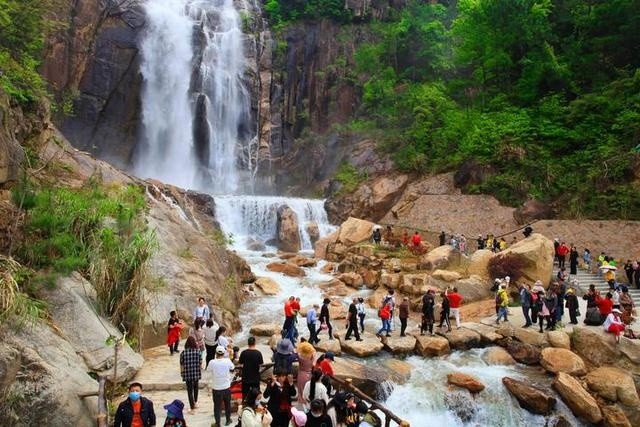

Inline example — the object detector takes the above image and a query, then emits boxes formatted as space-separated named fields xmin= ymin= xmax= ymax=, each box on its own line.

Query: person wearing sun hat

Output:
xmin=289 ymin=407 xmax=307 ymax=426
xmin=603 ymin=308 xmax=626 ymax=343
xmin=565 ymin=287 xmax=580 ymax=324
xmin=273 ymin=338 xmax=298 ymax=375
xmin=162 ymin=399 xmax=186 ymax=426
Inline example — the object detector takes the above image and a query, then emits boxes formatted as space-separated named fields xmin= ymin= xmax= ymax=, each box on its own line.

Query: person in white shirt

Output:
xmin=194 ymin=297 xmax=211 ymax=321
xmin=356 ymin=297 xmax=366 ymax=333
xmin=302 ymin=369 xmax=329 ymax=411
xmin=203 ymin=318 xmax=220 ymax=367
xmin=207 ymin=346 xmax=235 ymax=426
xmin=603 ymin=308 xmax=626 ymax=343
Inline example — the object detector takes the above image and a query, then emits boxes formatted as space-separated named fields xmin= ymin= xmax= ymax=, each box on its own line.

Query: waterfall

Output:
xmin=135 ymin=0 xmax=254 ymax=194
xmin=214 ymin=196 xmax=335 ymax=251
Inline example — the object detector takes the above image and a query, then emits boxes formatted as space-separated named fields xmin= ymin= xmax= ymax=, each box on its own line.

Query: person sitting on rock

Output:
xmin=604 ymin=308 xmax=626 ymax=343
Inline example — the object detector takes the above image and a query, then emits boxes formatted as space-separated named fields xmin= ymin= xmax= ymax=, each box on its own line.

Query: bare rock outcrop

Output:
xmin=540 ymin=348 xmax=587 ymax=376
xmin=491 ymin=233 xmax=554 ymax=285
xmin=277 ymin=205 xmax=301 ymax=252
xmin=553 ymin=372 xmax=602 ymax=424
xmin=502 ymin=377 xmax=556 ymax=415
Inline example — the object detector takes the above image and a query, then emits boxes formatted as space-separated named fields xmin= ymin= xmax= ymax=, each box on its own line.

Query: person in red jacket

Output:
xmin=557 ymin=242 xmax=570 ymax=269
xmin=596 ymin=291 xmax=614 ymax=324
xmin=376 ymin=303 xmax=392 ymax=337
xmin=411 ymin=231 xmax=422 ymax=248
xmin=446 ymin=287 xmax=463 ymax=329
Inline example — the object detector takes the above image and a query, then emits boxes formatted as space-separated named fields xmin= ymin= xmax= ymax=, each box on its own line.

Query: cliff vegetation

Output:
xmin=267 ymin=0 xmax=640 ymax=219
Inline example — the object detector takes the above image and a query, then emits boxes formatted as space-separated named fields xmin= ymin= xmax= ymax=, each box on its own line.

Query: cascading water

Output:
xmin=135 ymin=0 xmax=254 ymax=194
xmin=214 ymin=195 xmax=335 ymax=251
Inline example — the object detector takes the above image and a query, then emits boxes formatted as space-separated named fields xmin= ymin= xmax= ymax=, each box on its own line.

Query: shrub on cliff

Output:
xmin=487 ymin=253 xmax=528 ymax=282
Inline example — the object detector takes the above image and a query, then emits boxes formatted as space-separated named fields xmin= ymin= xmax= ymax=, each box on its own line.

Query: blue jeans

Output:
xmin=497 ymin=307 xmax=508 ymax=322
xmin=377 ymin=319 xmax=391 ymax=335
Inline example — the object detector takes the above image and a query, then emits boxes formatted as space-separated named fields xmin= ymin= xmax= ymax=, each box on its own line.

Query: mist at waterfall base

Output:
xmin=135 ymin=0 xmax=255 ymax=194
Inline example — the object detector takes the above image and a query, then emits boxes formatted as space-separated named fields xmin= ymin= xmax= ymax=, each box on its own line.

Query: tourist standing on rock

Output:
xmin=167 ymin=311 xmax=184 ymax=356
xmin=239 ymin=336 xmax=264 ymax=400
xmin=383 ymin=290 xmax=396 ymax=330
xmin=344 ymin=297 xmax=362 ymax=341
xmin=565 ymin=288 xmax=579 ymax=325
xmin=356 ymin=297 xmax=366 ymax=333
xmin=438 ymin=292 xmax=451 ymax=332
xmin=372 ymin=227 xmax=381 ymax=245
xmin=543 ymin=289 xmax=558 ymax=330
xmin=114 ymin=382 xmax=156 ymax=427
xmin=240 ymin=388 xmax=273 ymax=427
xmin=292 ymin=297 xmax=302 ymax=343
xmin=421 ymin=289 xmax=435 ymax=335
xmin=320 ymin=298 xmax=333 ymax=340
xmin=495 ymin=286 xmax=509 ymax=325
xmin=274 ymin=338 xmax=298 ymax=375
xmin=447 ymin=287 xmax=463 ymax=329
xmin=296 ymin=342 xmax=316 ymax=404
xmin=477 ymin=235 xmax=485 ymax=250
xmin=439 ymin=231 xmax=446 ymax=246
xmin=180 ymin=336 xmax=202 ymax=414
xmin=518 ymin=284 xmax=532 ymax=328
xmin=306 ymin=304 xmax=320 ymax=344
xmin=162 ymin=399 xmax=187 ymax=427
xmin=208 ymin=345 xmax=235 ymax=427
xmin=376 ymin=302 xmax=392 ymax=337
xmin=604 ymin=308 xmax=626 ymax=343
xmin=398 ymin=297 xmax=410 ymax=336
xmin=193 ymin=297 xmax=211 ymax=322
xmin=264 ymin=370 xmax=297 ymax=427
xmin=282 ymin=296 xmax=296 ymax=343
xmin=203 ymin=318 xmax=220 ymax=367
xmin=303 ymin=369 xmax=329 ymax=411
xmin=569 ymin=246 xmax=579 ymax=277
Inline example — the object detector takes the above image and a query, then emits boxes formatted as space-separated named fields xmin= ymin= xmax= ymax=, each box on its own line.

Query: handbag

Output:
xmin=320 ymin=322 xmax=328 ymax=331
xmin=575 ymin=308 xmax=581 ymax=317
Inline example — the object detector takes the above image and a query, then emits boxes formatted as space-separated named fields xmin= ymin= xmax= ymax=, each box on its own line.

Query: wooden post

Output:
xmin=97 ymin=376 xmax=108 ymax=427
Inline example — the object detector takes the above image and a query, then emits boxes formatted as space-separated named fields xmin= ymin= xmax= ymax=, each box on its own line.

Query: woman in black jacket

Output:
xmin=319 ymin=298 xmax=333 ymax=340
xmin=263 ymin=371 xmax=297 ymax=427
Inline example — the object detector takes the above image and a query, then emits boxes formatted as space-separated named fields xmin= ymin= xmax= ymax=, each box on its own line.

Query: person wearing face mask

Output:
xmin=162 ymin=399 xmax=187 ymax=427
xmin=114 ymin=382 xmax=156 ymax=427
xmin=240 ymin=388 xmax=273 ymax=427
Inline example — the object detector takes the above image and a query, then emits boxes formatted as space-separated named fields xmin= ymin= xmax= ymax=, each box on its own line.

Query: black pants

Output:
xmin=558 ymin=255 xmax=566 ymax=269
xmin=358 ymin=313 xmax=365 ymax=332
xmin=308 ymin=322 xmax=319 ymax=344
xmin=531 ymin=306 xmax=539 ymax=324
xmin=569 ymin=308 xmax=578 ymax=324
xmin=421 ymin=314 xmax=433 ymax=334
xmin=205 ymin=344 xmax=216 ymax=368
xmin=242 ymin=381 xmax=259 ymax=401
xmin=345 ymin=321 xmax=361 ymax=340
xmin=439 ymin=310 xmax=451 ymax=330
xmin=400 ymin=317 xmax=408 ymax=336
xmin=212 ymin=388 xmax=231 ymax=425
xmin=185 ymin=379 xmax=199 ymax=409
xmin=169 ymin=340 xmax=179 ymax=355
xmin=322 ymin=319 xmax=333 ymax=339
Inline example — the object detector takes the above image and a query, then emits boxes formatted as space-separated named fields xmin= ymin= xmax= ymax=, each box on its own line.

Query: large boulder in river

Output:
xmin=547 ymin=330 xmax=571 ymax=349
xmin=315 ymin=230 xmax=339 ymax=259
xmin=266 ymin=262 xmax=306 ymax=277
xmin=502 ymin=377 xmax=556 ymax=415
xmin=415 ymin=335 xmax=450 ymax=357
xmin=585 ymin=366 xmax=640 ymax=407
xmin=493 ymin=233 xmax=554 ymax=286
xmin=505 ymin=340 xmax=541 ymax=365
xmin=482 ymin=347 xmax=516 ymax=365
xmin=553 ymin=372 xmax=602 ymax=424
xmin=339 ymin=335 xmax=384 ymax=357
xmin=336 ymin=217 xmax=376 ymax=246
xmin=254 ymin=277 xmax=280 ymax=295
xmin=540 ymin=348 xmax=587 ymax=376
xmin=338 ymin=272 xmax=363 ymax=288
xmin=276 ymin=205 xmax=301 ymax=252
xmin=447 ymin=372 xmax=485 ymax=394
xmin=381 ymin=335 xmax=417 ymax=354
xmin=420 ymin=245 xmax=461 ymax=271
xmin=439 ymin=328 xmax=481 ymax=351
xmin=601 ymin=405 xmax=633 ymax=427
xmin=250 ymin=323 xmax=281 ymax=337
xmin=314 ymin=338 xmax=342 ymax=356
xmin=333 ymin=357 xmax=393 ymax=399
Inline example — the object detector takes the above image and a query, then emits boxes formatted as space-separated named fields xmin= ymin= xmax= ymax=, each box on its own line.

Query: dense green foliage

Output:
xmin=0 ymin=0 xmax=48 ymax=104
xmin=14 ymin=180 xmax=156 ymax=336
xmin=350 ymin=0 xmax=640 ymax=218
xmin=264 ymin=0 xmax=351 ymax=28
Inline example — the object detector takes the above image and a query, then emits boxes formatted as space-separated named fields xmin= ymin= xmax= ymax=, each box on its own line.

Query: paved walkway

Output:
xmin=129 ymin=346 xmax=239 ymax=427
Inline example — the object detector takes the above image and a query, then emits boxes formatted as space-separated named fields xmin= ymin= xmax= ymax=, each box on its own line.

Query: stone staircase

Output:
xmin=558 ymin=266 xmax=640 ymax=307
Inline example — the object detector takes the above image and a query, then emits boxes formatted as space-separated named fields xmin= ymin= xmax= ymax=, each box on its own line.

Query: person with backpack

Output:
xmin=382 ymin=290 xmax=396 ymax=331
xmin=519 ymin=284 xmax=533 ymax=328
xmin=375 ymin=303 xmax=392 ymax=337
xmin=239 ymin=388 xmax=272 ymax=427
xmin=495 ymin=287 xmax=509 ymax=324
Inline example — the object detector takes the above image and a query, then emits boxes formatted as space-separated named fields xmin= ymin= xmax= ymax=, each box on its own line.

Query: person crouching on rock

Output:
xmin=604 ymin=308 xmax=626 ymax=343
